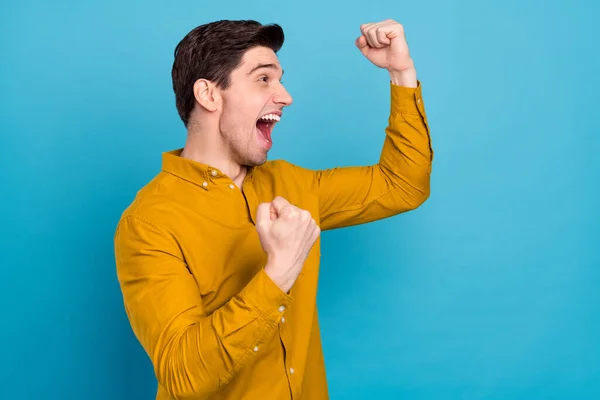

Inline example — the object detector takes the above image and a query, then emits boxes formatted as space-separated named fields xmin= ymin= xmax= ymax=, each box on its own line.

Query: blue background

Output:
xmin=2 ymin=0 xmax=599 ymax=398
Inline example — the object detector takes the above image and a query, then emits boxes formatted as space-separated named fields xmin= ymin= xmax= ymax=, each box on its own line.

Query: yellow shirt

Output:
xmin=114 ymin=82 xmax=433 ymax=400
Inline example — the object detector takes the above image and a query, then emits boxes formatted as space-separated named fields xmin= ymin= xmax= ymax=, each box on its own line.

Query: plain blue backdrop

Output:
xmin=2 ymin=0 xmax=599 ymax=399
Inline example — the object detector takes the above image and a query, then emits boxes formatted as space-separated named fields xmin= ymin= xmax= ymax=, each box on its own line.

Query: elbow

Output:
xmin=379 ymin=160 xmax=432 ymax=211
xmin=410 ymin=185 xmax=430 ymax=210
xmin=155 ymin=342 xmax=222 ymax=400
xmin=157 ymin=363 xmax=220 ymax=400
xmin=404 ymin=172 xmax=431 ymax=211
xmin=161 ymin=378 xmax=217 ymax=400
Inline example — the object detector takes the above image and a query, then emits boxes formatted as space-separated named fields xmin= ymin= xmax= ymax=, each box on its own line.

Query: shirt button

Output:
xmin=211 ymin=170 xmax=217 ymax=176
xmin=417 ymin=98 xmax=421 ymax=104
xmin=278 ymin=305 xmax=285 ymax=313
xmin=281 ymin=317 xmax=286 ymax=323
xmin=202 ymin=181 xmax=208 ymax=187
xmin=229 ymin=184 xmax=235 ymax=189
xmin=290 ymin=368 xmax=295 ymax=375
xmin=253 ymin=346 xmax=259 ymax=352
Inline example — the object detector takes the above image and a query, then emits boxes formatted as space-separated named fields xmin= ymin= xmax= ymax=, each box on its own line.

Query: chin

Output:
xmin=243 ymin=153 xmax=268 ymax=167
xmin=252 ymin=156 xmax=268 ymax=167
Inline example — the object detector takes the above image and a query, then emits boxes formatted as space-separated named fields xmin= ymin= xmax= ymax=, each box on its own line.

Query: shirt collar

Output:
xmin=161 ymin=148 xmax=255 ymax=190
xmin=162 ymin=148 xmax=215 ymax=190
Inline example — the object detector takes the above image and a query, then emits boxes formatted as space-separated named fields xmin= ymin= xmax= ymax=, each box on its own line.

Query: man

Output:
xmin=114 ymin=18 xmax=433 ymax=400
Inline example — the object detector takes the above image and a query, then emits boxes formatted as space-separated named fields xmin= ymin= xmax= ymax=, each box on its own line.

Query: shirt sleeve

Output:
xmin=315 ymin=81 xmax=433 ymax=231
xmin=114 ymin=214 xmax=292 ymax=399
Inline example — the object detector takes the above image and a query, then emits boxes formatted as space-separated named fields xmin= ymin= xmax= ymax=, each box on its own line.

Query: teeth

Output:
xmin=259 ymin=113 xmax=281 ymax=122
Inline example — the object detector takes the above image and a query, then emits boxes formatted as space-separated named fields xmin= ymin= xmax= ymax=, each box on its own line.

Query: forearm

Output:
xmin=153 ymin=268 xmax=290 ymax=399
xmin=377 ymin=79 xmax=433 ymax=208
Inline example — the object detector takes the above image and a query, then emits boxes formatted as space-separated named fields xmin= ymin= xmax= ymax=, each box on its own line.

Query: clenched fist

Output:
xmin=256 ymin=196 xmax=320 ymax=293
xmin=356 ymin=19 xmax=417 ymax=88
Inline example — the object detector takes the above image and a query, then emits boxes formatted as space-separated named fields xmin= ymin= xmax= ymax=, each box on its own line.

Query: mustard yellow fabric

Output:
xmin=114 ymin=82 xmax=433 ymax=400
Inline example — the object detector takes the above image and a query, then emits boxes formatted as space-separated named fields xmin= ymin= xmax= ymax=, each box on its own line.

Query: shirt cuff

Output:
xmin=390 ymin=80 xmax=423 ymax=115
xmin=240 ymin=268 xmax=293 ymax=324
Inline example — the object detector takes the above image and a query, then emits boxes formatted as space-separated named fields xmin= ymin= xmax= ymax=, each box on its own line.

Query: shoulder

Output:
xmin=114 ymin=171 xmax=187 ymax=237
xmin=255 ymin=159 xmax=316 ymax=183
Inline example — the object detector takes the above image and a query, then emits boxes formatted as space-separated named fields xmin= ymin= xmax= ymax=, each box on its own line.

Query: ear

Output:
xmin=193 ymin=79 xmax=221 ymax=112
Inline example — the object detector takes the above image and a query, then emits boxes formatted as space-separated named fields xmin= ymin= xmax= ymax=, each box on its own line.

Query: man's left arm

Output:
xmin=313 ymin=20 xmax=434 ymax=231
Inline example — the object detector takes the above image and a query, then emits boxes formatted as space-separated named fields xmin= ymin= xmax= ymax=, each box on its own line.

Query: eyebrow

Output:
xmin=247 ymin=63 xmax=284 ymax=78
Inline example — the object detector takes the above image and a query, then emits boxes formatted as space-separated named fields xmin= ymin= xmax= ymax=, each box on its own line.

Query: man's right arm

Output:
xmin=114 ymin=214 xmax=291 ymax=399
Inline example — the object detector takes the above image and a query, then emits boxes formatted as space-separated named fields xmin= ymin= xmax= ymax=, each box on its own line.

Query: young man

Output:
xmin=114 ymin=19 xmax=433 ymax=400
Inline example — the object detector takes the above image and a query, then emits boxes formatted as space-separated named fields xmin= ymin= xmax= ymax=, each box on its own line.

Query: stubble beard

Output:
xmin=226 ymin=127 xmax=268 ymax=168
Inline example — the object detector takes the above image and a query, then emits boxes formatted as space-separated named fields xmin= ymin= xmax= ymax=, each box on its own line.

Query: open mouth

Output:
xmin=256 ymin=113 xmax=281 ymax=148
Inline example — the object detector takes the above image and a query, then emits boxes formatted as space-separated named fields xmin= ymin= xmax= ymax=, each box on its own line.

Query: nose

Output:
xmin=273 ymin=83 xmax=293 ymax=107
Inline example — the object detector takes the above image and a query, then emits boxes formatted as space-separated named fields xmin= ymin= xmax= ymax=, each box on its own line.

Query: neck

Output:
xmin=181 ymin=125 xmax=248 ymax=186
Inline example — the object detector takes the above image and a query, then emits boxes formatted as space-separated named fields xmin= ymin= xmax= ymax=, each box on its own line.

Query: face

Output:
xmin=218 ymin=46 xmax=293 ymax=166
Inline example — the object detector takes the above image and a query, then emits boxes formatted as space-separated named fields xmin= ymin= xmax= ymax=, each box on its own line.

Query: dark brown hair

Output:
xmin=171 ymin=20 xmax=285 ymax=127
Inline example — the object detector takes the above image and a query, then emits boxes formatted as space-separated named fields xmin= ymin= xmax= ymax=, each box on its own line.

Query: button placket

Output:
xmin=200 ymin=169 xmax=211 ymax=190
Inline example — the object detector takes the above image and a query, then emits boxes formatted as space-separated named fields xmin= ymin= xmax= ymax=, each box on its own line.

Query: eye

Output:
xmin=259 ymin=76 xmax=269 ymax=83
